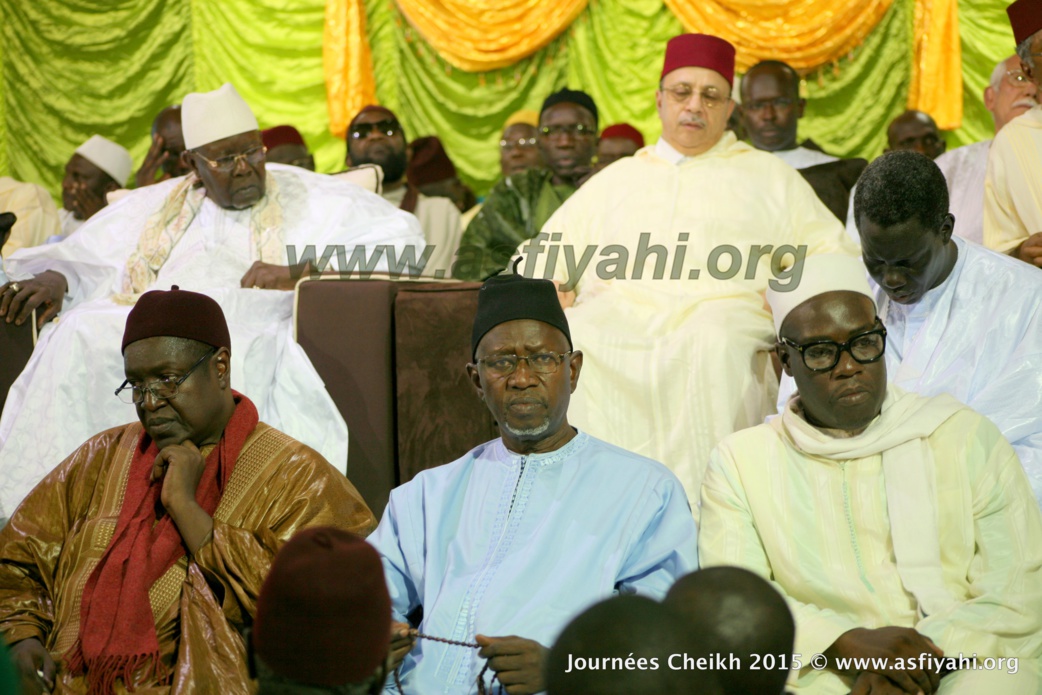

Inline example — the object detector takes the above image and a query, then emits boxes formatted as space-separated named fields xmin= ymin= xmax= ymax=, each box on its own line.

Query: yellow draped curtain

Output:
xmin=324 ymin=0 xmax=962 ymax=139
xmin=910 ymin=0 xmax=963 ymax=130
xmin=663 ymin=0 xmax=894 ymax=72
xmin=395 ymin=0 xmax=588 ymax=72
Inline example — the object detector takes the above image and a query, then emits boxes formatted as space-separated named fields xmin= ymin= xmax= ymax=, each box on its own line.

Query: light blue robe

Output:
xmin=369 ymin=430 xmax=698 ymax=694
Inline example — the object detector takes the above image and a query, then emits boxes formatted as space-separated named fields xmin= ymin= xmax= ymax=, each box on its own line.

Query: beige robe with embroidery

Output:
xmin=0 ymin=421 xmax=376 ymax=693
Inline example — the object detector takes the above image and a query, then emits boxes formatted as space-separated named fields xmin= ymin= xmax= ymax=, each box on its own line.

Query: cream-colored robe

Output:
xmin=0 ymin=176 xmax=60 ymax=254
xmin=382 ymin=186 xmax=462 ymax=278
xmin=700 ymin=390 xmax=1042 ymax=694
xmin=984 ymin=106 xmax=1042 ymax=255
xmin=518 ymin=134 xmax=858 ymax=512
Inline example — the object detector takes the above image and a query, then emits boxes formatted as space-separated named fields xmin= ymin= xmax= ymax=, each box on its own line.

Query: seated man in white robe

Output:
xmin=369 ymin=269 xmax=698 ymax=694
xmin=0 ymin=83 xmax=425 ymax=518
xmin=56 ymin=135 xmax=133 ymax=240
xmin=934 ymin=55 xmax=1037 ymax=245
xmin=701 ymin=254 xmax=1042 ymax=694
xmin=517 ymin=33 xmax=858 ymax=516
xmin=859 ymin=151 xmax=1042 ymax=505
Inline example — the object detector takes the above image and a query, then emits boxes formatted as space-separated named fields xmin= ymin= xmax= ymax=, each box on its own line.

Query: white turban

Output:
xmin=75 ymin=135 xmax=133 ymax=188
xmin=182 ymin=83 xmax=259 ymax=150
xmin=766 ymin=254 xmax=874 ymax=336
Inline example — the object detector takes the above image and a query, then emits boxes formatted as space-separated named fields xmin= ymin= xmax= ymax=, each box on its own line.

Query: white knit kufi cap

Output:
xmin=766 ymin=254 xmax=874 ymax=336
xmin=75 ymin=135 xmax=133 ymax=188
xmin=182 ymin=83 xmax=259 ymax=150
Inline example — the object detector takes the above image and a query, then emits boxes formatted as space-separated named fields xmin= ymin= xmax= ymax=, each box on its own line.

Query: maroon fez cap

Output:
xmin=261 ymin=125 xmax=307 ymax=150
xmin=121 ymin=285 xmax=231 ymax=354
xmin=661 ymin=34 xmax=736 ymax=86
xmin=599 ymin=123 xmax=645 ymax=148
xmin=407 ymin=135 xmax=458 ymax=186
xmin=1008 ymin=0 xmax=1042 ymax=46
xmin=253 ymin=527 xmax=392 ymax=688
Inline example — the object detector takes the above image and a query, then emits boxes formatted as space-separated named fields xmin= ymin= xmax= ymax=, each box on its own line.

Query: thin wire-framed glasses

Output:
xmin=1005 ymin=69 xmax=1031 ymax=87
xmin=477 ymin=351 xmax=573 ymax=377
xmin=660 ymin=84 xmax=728 ymax=109
xmin=192 ymin=146 xmax=266 ymax=172
xmin=500 ymin=137 xmax=537 ymax=150
xmin=780 ymin=323 xmax=887 ymax=372
xmin=114 ymin=348 xmax=216 ymax=405
xmin=539 ymin=124 xmax=595 ymax=138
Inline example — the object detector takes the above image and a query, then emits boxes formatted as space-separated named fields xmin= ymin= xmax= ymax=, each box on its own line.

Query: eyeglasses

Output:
xmin=349 ymin=120 xmax=401 ymax=140
xmin=477 ymin=351 xmax=573 ymax=377
xmin=500 ymin=137 xmax=537 ymax=150
xmin=1006 ymin=69 xmax=1031 ymax=87
xmin=780 ymin=323 xmax=887 ymax=372
xmin=539 ymin=124 xmax=595 ymax=139
xmin=661 ymin=84 xmax=728 ymax=109
xmin=192 ymin=146 xmax=266 ymax=172
xmin=744 ymin=96 xmax=795 ymax=113
xmin=115 ymin=348 xmax=216 ymax=405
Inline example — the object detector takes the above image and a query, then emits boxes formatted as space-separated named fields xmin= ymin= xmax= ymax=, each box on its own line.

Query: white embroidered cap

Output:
xmin=75 ymin=135 xmax=133 ymax=188
xmin=766 ymin=254 xmax=874 ymax=336
xmin=182 ymin=83 xmax=259 ymax=150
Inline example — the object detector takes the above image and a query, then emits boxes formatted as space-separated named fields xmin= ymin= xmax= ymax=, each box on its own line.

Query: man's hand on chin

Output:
xmin=475 ymin=634 xmax=548 ymax=695
xmin=240 ymin=261 xmax=300 ymax=291
xmin=152 ymin=439 xmax=214 ymax=553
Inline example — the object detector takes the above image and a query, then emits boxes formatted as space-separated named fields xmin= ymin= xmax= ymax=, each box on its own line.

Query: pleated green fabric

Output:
xmin=0 ymin=0 xmax=1022 ymax=200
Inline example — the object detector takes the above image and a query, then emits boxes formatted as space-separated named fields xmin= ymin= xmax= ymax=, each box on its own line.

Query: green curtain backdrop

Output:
xmin=0 ymin=0 xmax=1022 ymax=201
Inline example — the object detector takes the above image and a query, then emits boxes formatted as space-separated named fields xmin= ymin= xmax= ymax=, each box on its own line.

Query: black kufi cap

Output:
xmin=471 ymin=260 xmax=572 ymax=360
xmin=540 ymin=88 xmax=598 ymax=127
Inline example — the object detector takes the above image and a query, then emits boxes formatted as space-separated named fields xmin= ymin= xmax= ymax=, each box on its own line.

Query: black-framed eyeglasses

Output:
xmin=349 ymin=119 xmax=401 ymax=140
xmin=192 ymin=145 xmax=266 ymax=172
xmin=780 ymin=322 xmax=887 ymax=372
xmin=539 ymin=124 xmax=595 ymax=139
xmin=477 ymin=351 xmax=573 ymax=377
xmin=660 ymin=84 xmax=728 ymax=109
xmin=744 ymin=96 xmax=795 ymax=113
xmin=500 ymin=137 xmax=537 ymax=150
xmin=115 ymin=348 xmax=216 ymax=405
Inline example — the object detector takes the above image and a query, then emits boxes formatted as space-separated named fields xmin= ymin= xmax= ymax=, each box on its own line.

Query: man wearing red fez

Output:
xmin=406 ymin=135 xmax=478 ymax=214
xmin=344 ymin=105 xmax=463 ymax=278
xmin=741 ymin=60 xmax=868 ymax=224
xmin=0 ymin=84 xmax=425 ymax=517
xmin=513 ymin=34 xmax=858 ymax=517
xmin=0 ymin=287 xmax=375 ymax=694
xmin=261 ymin=125 xmax=315 ymax=171
xmin=983 ymin=0 xmax=1042 ymax=269
xmin=594 ymin=123 xmax=645 ymax=172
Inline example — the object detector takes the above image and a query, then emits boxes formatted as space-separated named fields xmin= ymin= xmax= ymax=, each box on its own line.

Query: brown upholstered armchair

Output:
xmin=294 ymin=276 xmax=497 ymax=515
xmin=0 ymin=310 xmax=36 ymax=414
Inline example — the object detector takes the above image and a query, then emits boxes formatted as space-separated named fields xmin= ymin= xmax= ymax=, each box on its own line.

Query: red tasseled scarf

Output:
xmin=65 ymin=392 xmax=257 ymax=694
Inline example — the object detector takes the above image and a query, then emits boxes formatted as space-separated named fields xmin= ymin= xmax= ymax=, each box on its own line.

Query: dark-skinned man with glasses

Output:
xmin=344 ymin=105 xmax=462 ymax=278
xmin=369 ymin=268 xmax=697 ymax=694
xmin=775 ymin=151 xmax=1042 ymax=508
xmin=740 ymin=60 xmax=867 ymax=228
xmin=456 ymin=88 xmax=599 ymax=281
xmin=0 ymin=84 xmax=424 ymax=519
xmin=513 ymin=35 xmax=856 ymax=523
xmin=700 ymin=252 xmax=1042 ymax=695
xmin=0 ymin=287 xmax=375 ymax=695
